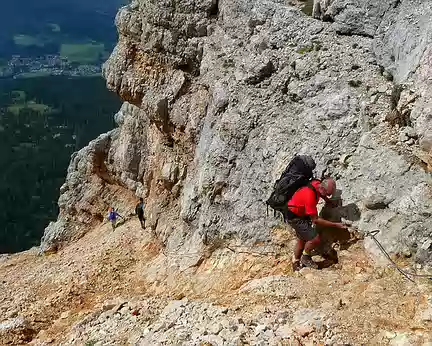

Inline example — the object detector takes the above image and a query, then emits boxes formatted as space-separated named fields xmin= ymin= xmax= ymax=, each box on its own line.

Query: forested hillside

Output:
xmin=0 ymin=77 xmax=121 ymax=253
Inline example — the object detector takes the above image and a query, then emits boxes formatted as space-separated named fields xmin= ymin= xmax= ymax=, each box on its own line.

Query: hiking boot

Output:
xmin=292 ymin=260 xmax=302 ymax=272
xmin=322 ymin=249 xmax=338 ymax=263
xmin=300 ymin=254 xmax=318 ymax=269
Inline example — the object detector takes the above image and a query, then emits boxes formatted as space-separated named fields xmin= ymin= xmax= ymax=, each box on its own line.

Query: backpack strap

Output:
xmin=307 ymin=181 xmax=320 ymax=201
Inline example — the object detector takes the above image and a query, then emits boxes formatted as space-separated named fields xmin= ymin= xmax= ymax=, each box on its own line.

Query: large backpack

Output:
xmin=266 ymin=155 xmax=317 ymax=220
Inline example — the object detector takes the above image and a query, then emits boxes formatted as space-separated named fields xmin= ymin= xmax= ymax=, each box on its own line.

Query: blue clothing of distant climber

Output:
xmin=107 ymin=207 xmax=121 ymax=230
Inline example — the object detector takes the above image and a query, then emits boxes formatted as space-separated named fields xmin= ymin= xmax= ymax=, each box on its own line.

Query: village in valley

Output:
xmin=0 ymin=54 xmax=101 ymax=79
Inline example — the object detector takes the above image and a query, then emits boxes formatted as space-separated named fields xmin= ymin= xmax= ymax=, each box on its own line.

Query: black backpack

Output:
xmin=266 ymin=155 xmax=317 ymax=220
xmin=135 ymin=203 xmax=144 ymax=216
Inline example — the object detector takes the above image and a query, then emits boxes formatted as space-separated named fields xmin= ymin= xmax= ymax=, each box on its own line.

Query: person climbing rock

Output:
xmin=286 ymin=178 xmax=349 ymax=271
xmin=108 ymin=207 xmax=122 ymax=231
xmin=135 ymin=197 xmax=146 ymax=229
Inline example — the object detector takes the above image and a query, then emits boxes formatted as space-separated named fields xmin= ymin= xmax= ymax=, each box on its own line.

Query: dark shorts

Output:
xmin=138 ymin=214 xmax=145 ymax=221
xmin=288 ymin=217 xmax=318 ymax=241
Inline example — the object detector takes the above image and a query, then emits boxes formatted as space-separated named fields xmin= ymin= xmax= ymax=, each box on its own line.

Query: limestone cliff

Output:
xmin=4 ymin=2 xmax=432 ymax=344
xmin=41 ymin=0 xmax=432 ymax=268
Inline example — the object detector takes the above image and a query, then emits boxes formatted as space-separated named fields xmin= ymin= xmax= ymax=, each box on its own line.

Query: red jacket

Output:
xmin=287 ymin=180 xmax=321 ymax=217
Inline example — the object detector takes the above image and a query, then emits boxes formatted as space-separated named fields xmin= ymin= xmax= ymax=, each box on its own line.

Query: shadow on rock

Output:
xmin=316 ymin=190 xmax=362 ymax=258
xmin=316 ymin=258 xmax=337 ymax=269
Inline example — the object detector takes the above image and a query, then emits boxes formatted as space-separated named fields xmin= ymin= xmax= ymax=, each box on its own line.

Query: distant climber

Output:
xmin=287 ymin=178 xmax=349 ymax=270
xmin=107 ymin=207 xmax=122 ymax=230
xmin=135 ymin=197 xmax=146 ymax=229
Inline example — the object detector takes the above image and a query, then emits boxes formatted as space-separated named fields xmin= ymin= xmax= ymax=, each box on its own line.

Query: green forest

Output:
xmin=0 ymin=76 xmax=121 ymax=253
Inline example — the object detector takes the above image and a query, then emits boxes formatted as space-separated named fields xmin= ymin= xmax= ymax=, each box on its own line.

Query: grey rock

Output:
xmin=420 ymin=135 xmax=432 ymax=153
xmin=161 ymin=162 xmax=180 ymax=187
xmin=254 ymin=324 xmax=268 ymax=336
xmin=212 ymin=82 xmax=230 ymax=110
xmin=40 ymin=103 xmax=149 ymax=252
xmin=0 ymin=317 xmax=34 ymax=344
xmin=227 ymin=337 xmax=244 ymax=346
xmin=294 ymin=324 xmax=315 ymax=337
xmin=390 ymin=333 xmax=413 ymax=346
xmin=421 ymin=307 xmax=432 ymax=322
xmin=325 ymin=0 xmax=398 ymax=37
xmin=377 ymin=85 xmax=388 ymax=93
xmin=382 ymin=70 xmax=394 ymax=81
xmin=41 ymin=0 xmax=432 ymax=269
xmin=319 ymin=0 xmax=432 ymax=141
xmin=275 ymin=324 xmax=291 ymax=339
xmin=199 ymin=334 xmax=225 ymax=345
xmin=373 ymin=1 xmax=432 ymax=82
xmin=312 ymin=0 xmax=332 ymax=19
xmin=421 ymin=239 xmax=432 ymax=251
xmin=0 ymin=317 xmax=29 ymax=332
xmin=292 ymin=308 xmax=325 ymax=331
xmin=398 ymin=132 xmax=409 ymax=143
xmin=363 ymin=194 xmax=391 ymax=210
xmin=262 ymin=329 xmax=275 ymax=340
xmin=403 ymin=126 xmax=417 ymax=139
xmin=208 ymin=322 xmax=223 ymax=335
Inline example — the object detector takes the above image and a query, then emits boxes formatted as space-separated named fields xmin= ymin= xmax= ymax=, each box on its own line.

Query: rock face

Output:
xmin=0 ymin=317 xmax=35 ymax=344
xmin=41 ymin=0 xmax=432 ymax=265
xmin=40 ymin=103 xmax=148 ymax=252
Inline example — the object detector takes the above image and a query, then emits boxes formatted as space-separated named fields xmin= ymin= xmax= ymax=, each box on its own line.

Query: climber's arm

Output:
xmin=310 ymin=214 xmax=348 ymax=229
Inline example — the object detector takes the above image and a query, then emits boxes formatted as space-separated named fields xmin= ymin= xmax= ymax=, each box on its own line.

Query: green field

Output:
xmin=7 ymin=90 xmax=54 ymax=115
xmin=60 ymin=43 xmax=106 ymax=64
xmin=7 ymin=101 xmax=54 ymax=116
xmin=13 ymin=34 xmax=45 ymax=47
xmin=16 ymin=71 xmax=53 ymax=79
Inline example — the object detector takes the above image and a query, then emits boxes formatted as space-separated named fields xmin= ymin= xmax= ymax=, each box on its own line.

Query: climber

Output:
xmin=135 ymin=197 xmax=146 ymax=229
xmin=108 ymin=207 xmax=122 ymax=231
xmin=286 ymin=178 xmax=349 ymax=271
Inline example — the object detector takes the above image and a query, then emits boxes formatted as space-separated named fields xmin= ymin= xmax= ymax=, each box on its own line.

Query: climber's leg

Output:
xmin=289 ymin=218 xmax=319 ymax=269
xmin=304 ymin=234 xmax=321 ymax=253
xmin=301 ymin=234 xmax=320 ymax=269
xmin=138 ymin=215 xmax=146 ymax=229
xmin=292 ymin=239 xmax=305 ymax=272
xmin=294 ymin=239 xmax=305 ymax=261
